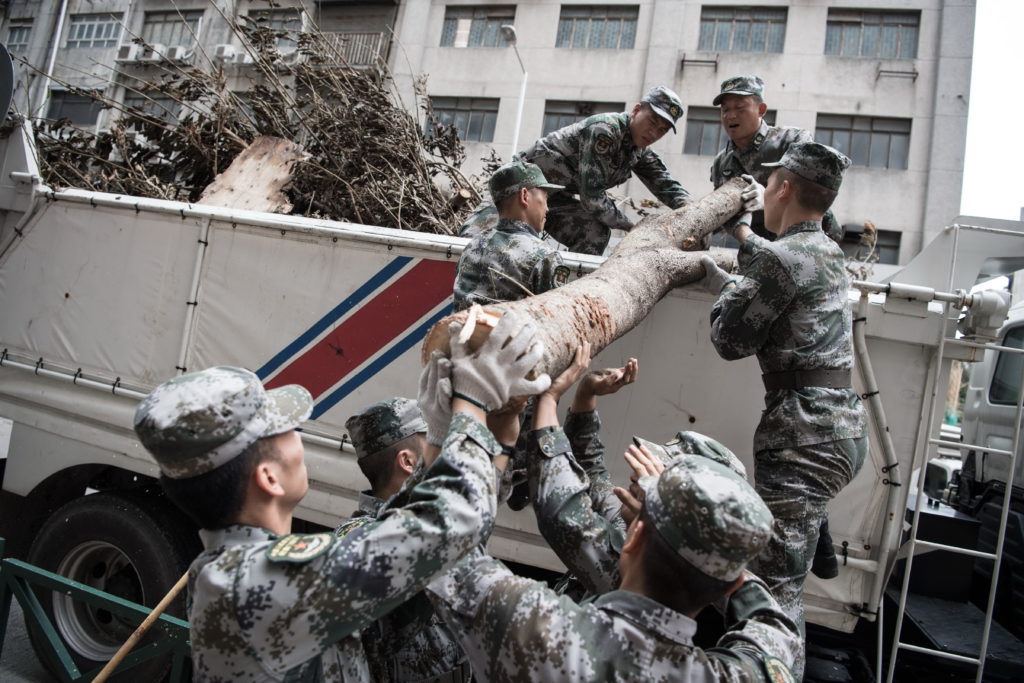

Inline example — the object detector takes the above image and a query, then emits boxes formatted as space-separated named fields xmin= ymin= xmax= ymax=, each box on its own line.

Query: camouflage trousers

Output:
xmin=458 ymin=195 xmax=614 ymax=256
xmin=750 ymin=436 xmax=868 ymax=680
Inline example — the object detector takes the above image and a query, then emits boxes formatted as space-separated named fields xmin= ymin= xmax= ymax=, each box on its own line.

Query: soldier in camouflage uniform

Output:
xmin=132 ymin=313 xmax=549 ymax=682
xmin=453 ymin=161 xmax=569 ymax=312
xmin=709 ymin=75 xmax=843 ymax=243
xmin=701 ymin=142 xmax=869 ymax=679
xmin=428 ymin=441 xmax=800 ymax=681
xmin=337 ymin=398 xmax=469 ymax=682
xmin=459 ymin=86 xmax=691 ymax=256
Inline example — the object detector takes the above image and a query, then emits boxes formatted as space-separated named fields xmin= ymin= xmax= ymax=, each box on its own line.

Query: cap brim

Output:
xmin=713 ymin=90 xmax=757 ymax=106
xmin=648 ymin=106 xmax=678 ymax=133
xmin=536 ymin=182 xmax=565 ymax=192
xmin=263 ymin=384 xmax=314 ymax=437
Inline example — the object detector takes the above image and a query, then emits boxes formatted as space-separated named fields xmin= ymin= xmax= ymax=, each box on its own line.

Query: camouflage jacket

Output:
xmin=711 ymin=120 xmax=842 ymax=242
xmin=186 ymin=412 xmax=498 ymax=682
xmin=335 ymin=493 xmax=468 ymax=682
xmin=529 ymin=417 xmax=625 ymax=597
xmin=427 ymin=549 xmax=800 ymax=682
xmin=453 ymin=219 xmax=568 ymax=312
xmin=517 ymin=112 xmax=690 ymax=231
xmin=709 ymin=221 xmax=867 ymax=452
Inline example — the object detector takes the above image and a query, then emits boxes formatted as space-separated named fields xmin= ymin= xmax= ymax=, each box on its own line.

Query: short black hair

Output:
xmin=638 ymin=506 xmax=735 ymax=614
xmin=357 ymin=433 xmax=424 ymax=495
xmin=775 ymin=167 xmax=838 ymax=214
xmin=160 ymin=437 xmax=279 ymax=529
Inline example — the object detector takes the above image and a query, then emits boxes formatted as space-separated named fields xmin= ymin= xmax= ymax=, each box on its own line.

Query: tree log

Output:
xmin=421 ymin=177 xmax=747 ymax=376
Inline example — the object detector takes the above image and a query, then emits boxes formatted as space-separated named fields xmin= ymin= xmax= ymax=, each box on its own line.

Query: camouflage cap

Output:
xmin=134 ymin=366 xmax=313 ymax=480
xmin=641 ymin=86 xmax=684 ymax=133
xmin=489 ymin=161 xmax=564 ymax=203
xmin=713 ymin=75 xmax=766 ymax=106
xmin=632 ymin=430 xmax=747 ymax=479
xmin=640 ymin=456 xmax=773 ymax=581
xmin=762 ymin=141 xmax=851 ymax=191
xmin=346 ymin=397 xmax=427 ymax=460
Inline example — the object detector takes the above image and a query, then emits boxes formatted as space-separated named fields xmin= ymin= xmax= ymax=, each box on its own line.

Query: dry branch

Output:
xmin=422 ymin=178 xmax=747 ymax=376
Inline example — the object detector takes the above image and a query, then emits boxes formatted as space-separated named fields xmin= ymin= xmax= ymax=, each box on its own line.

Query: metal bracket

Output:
xmin=680 ymin=53 xmax=719 ymax=71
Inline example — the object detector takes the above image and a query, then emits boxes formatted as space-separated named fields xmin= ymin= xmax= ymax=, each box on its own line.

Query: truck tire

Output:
xmin=25 ymin=490 xmax=199 ymax=682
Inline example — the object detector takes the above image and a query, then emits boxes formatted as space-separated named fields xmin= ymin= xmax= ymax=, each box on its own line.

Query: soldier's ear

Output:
xmin=518 ymin=187 xmax=531 ymax=207
xmin=757 ymin=101 xmax=768 ymax=117
xmin=395 ymin=448 xmax=417 ymax=475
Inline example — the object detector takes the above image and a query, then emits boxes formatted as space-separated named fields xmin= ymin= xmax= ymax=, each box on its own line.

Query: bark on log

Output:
xmin=198 ymin=136 xmax=310 ymax=213
xmin=422 ymin=177 xmax=747 ymax=376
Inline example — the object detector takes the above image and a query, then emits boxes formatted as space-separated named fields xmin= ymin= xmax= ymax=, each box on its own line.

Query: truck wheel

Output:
xmin=25 ymin=490 xmax=199 ymax=682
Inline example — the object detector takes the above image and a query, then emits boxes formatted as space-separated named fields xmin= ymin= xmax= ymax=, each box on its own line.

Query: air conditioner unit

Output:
xmin=231 ymin=52 xmax=254 ymax=65
xmin=213 ymin=44 xmax=236 ymax=60
xmin=165 ymin=46 xmax=189 ymax=63
xmin=138 ymin=43 xmax=166 ymax=62
xmin=115 ymin=44 xmax=142 ymax=62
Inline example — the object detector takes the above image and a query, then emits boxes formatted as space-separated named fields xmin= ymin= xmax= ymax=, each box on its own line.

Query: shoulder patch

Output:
xmin=593 ymin=134 xmax=613 ymax=155
xmin=267 ymin=532 xmax=335 ymax=563
xmin=335 ymin=517 xmax=371 ymax=540
xmin=762 ymin=656 xmax=796 ymax=683
xmin=553 ymin=265 xmax=571 ymax=286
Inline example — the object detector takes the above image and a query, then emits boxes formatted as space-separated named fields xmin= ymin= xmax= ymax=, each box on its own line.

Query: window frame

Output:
xmin=430 ymin=96 xmax=500 ymax=142
xmin=825 ymin=9 xmax=920 ymax=60
xmin=682 ymin=106 xmax=776 ymax=156
xmin=6 ymin=18 xmax=33 ymax=54
xmin=246 ymin=8 xmax=303 ymax=48
xmin=541 ymin=100 xmax=624 ymax=135
xmin=555 ymin=5 xmax=639 ymax=50
xmin=697 ymin=6 xmax=788 ymax=54
xmin=141 ymin=9 xmax=204 ymax=48
xmin=66 ymin=13 xmax=122 ymax=49
xmin=440 ymin=6 xmax=516 ymax=48
xmin=815 ymin=113 xmax=911 ymax=170
xmin=47 ymin=88 xmax=104 ymax=125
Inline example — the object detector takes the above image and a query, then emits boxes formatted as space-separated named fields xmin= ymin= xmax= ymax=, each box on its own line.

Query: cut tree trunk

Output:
xmin=422 ymin=176 xmax=747 ymax=376
xmin=198 ymin=136 xmax=310 ymax=212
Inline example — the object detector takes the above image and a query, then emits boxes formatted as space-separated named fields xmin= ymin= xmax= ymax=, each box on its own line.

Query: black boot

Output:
xmin=811 ymin=519 xmax=839 ymax=579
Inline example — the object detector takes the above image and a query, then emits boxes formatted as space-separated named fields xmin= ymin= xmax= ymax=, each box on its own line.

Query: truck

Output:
xmin=0 ymin=119 xmax=1022 ymax=681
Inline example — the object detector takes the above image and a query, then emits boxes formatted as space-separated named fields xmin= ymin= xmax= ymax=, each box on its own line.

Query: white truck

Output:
xmin=1 ymin=120 xmax=1022 ymax=681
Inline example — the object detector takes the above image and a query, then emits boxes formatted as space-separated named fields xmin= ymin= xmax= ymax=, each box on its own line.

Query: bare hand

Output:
xmin=572 ymin=358 xmax=638 ymax=412
xmin=540 ymin=342 xmax=592 ymax=404
xmin=624 ymin=443 xmax=666 ymax=481
xmin=613 ymin=486 xmax=643 ymax=525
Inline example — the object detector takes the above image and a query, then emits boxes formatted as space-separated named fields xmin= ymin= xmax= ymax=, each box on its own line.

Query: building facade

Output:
xmin=2 ymin=0 xmax=976 ymax=265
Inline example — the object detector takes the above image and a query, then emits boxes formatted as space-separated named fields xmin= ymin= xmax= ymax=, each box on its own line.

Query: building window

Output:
xmin=142 ymin=10 xmax=204 ymax=48
xmin=683 ymin=106 xmax=776 ymax=156
xmin=556 ymin=6 xmax=638 ymax=49
xmin=698 ymin=6 xmax=787 ymax=53
xmin=123 ymin=91 xmax=181 ymax=125
xmin=840 ymin=224 xmax=901 ymax=265
xmin=6 ymin=19 xmax=33 ymax=54
xmin=990 ymin=326 xmax=1024 ymax=406
xmin=825 ymin=10 xmax=919 ymax=60
xmin=542 ymin=100 xmax=624 ymax=135
xmin=816 ymin=114 xmax=910 ymax=169
xmin=430 ymin=97 xmax=499 ymax=142
xmin=47 ymin=89 xmax=103 ymax=125
xmin=66 ymin=14 xmax=121 ymax=49
xmin=248 ymin=8 xmax=302 ymax=48
xmin=440 ymin=6 xmax=515 ymax=48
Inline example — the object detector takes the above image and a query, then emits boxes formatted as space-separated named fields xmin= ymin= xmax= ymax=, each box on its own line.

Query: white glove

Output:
xmin=699 ymin=255 xmax=735 ymax=295
xmin=449 ymin=310 xmax=552 ymax=412
xmin=740 ymin=174 xmax=764 ymax=212
xmin=418 ymin=350 xmax=454 ymax=447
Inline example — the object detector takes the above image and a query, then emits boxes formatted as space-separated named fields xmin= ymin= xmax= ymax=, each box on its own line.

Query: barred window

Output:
xmin=431 ymin=96 xmax=499 ymax=142
xmin=7 ymin=19 xmax=33 ymax=54
xmin=142 ymin=10 xmax=204 ymax=48
xmin=124 ymin=91 xmax=181 ymax=125
xmin=440 ymin=6 xmax=515 ymax=48
xmin=248 ymin=8 xmax=302 ymax=48
xmin=556 ymin=6 xmax=638 ymax=49
xmin=698 ymin=6 xmax=786 ymax=53
xmin=816 ymin=114 xmax=910 ymax=169
xmin=66 ymin=14 xmax=121 ymax=49
xmin=840 ymin=225 xmax=901 ymax=265
xmin=47 ymin=89 xmax=103 ymax=125
xmin=825 ymin=10 xmax=919 ymax=59
xmin=542 ymin=100 xmax=624 ymax=135
xmin=682 ymin=106 xmax=776 ymax=156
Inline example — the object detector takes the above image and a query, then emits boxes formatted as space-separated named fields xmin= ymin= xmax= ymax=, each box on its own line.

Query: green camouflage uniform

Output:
xmin=453 ymin=218 xmax=568 ymax=312
xmin=708 ymin=143 xmax=868 ymax=678
xmin=428 ymin=457 xmax=800 ymax=682
xmin=337 ymin=399 xmax=471 ymax=682
xmin=133 ymin=367 xmax=497 ymax=682
xmin=460 ymin=112 xmax=691 ymax=255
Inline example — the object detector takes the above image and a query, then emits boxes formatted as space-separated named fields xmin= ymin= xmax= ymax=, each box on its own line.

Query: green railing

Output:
xmin=0 ymin=539 xmax=191 ymax=682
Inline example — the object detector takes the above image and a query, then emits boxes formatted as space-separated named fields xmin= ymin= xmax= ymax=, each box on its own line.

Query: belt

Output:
xmin=762 ymin=368 xmax=851 ymax=391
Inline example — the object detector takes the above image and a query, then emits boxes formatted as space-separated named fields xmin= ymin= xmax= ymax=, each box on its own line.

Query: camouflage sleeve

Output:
xmin=710 ymin=243 xmax=796 ymax=361
xmin=577 ymin=122 xmax=634 ymax=230
xmin=529 ymin=249 xmax=567 ymax=297
xmin=300 ymin=412 xmax=499 ymax=645
xmin=707 ymin=575 xmax=801 ymax=678
xmin=633 ymin=149 xmax=691 ymax=208
xmin=563 ymin=409 xmax=620 ymax=523
xmin=822 ymin=209 xmax=843 ymax=244
xmin=528 ymin=425 xmax=624 ymax=595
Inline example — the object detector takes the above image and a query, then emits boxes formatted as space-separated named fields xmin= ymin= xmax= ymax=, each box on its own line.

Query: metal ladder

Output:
xmin=885 ymin=224 xmax=1024 ymax=682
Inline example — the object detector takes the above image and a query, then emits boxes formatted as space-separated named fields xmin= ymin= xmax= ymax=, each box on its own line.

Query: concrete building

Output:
xmin=2 ymin=0 xmax=975 ymax=266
